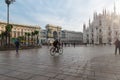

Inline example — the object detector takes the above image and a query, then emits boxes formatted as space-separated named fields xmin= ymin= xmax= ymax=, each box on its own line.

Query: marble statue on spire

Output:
xmin=114 ymin=1 xmax=116 ymax=14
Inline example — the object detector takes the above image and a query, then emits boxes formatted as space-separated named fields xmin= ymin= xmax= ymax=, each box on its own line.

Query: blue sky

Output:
xmin=0 ymin=0 xmax=118 ymax=32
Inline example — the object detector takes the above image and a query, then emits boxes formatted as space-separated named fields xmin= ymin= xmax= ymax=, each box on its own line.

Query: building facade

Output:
xmin=0 ymin=21 xmax=41 ymax=45
xmin=46 ymin=24 xmax=62 ymax=44
xmin=61 ymin=30 xmax=83 ymax=44
xmin=40 ymin=29 xmax=47 ymax=44
xmin=0 ymin=21 xmax=41 ymax=38
xmin=83 ymin=7 xmax=120 ymax=45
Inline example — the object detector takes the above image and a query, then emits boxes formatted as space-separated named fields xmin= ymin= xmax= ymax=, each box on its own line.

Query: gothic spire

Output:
xmin=83 ymin=24 xmax=86 ymax=31
xmin=89 ymin=18 xmax=90 ymax=26
xmin=114 ymin=1 xmax=116 ymax=14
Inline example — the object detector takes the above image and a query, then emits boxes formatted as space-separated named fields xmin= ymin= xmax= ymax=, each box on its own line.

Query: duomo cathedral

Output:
xmin=83 ymin=4 xmax=120 ymax=45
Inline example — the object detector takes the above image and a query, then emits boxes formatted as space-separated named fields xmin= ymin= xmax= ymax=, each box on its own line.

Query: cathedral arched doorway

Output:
xmin=99 ymin=38 xmax=102 ymax=44
xmin=108 ymin=38 xmax=111 ymax=45
xmin=92 ymin=39 xmax=94 ymax=44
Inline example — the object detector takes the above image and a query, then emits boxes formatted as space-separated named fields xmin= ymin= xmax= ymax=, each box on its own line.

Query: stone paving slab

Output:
xmin=0 ymin=46 xmax=119 ymax=80
xmin=29 ymin=75 xmax=50 ymax=80
xmin=5 ymin=71 xmax=34 ymax=80
xmin=0 ymin=75 xmax=20 ymax=80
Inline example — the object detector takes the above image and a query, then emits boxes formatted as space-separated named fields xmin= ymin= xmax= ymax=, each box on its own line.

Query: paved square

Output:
xmin=0 ymin=45 xmax=119 ymax=80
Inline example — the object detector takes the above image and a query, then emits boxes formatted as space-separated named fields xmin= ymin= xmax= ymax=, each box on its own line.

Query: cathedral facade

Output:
xmin=83 ymin=6 xmax=120 ymax=45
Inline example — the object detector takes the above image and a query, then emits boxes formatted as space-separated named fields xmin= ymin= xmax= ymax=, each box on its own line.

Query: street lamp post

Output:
xmin=5 ymin=0 xmax=15 ymax=24
xmin=5 ymin=0 xmax=15 ymax=46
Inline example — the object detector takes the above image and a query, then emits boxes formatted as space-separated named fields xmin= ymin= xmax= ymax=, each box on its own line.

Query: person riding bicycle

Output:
xmin=53 ymin=39 xmax=60 ymax=52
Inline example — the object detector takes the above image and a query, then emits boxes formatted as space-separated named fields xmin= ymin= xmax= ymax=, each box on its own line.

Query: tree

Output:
xmin=25 ymin=32 xmax=28 ymax=45
xmin=0 ymin=32 xmax=6 ymax=47
xmin=27 ymin=33 xmax=30 ymax=46
xmin=34 ymin=30 xmax=39 ymax=44
xmin=18 ymin=36 xmax=24 ymax=42
xmin=5 ymin=24 xmax=13 ymax=46
xmin=31 ymin=32 xmax=35 ymax=45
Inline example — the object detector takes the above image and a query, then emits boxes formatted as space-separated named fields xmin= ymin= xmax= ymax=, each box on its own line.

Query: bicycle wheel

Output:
xmin=50 ymin=47 xmax=56 ymax=56
xmin=59 ymin=47 xmax=63 ymax=55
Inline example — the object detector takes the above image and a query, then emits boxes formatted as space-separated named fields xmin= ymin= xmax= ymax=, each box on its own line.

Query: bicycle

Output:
xmin=50 ymin=46 xmax=63 ymax=56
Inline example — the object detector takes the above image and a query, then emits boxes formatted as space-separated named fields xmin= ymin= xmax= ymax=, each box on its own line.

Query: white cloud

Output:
xmin=0 ymin=0 xmax=119 ymax=32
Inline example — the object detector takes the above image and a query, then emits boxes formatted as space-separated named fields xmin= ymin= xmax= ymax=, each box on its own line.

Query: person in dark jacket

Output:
xmin=53 ymin=39 xmax=60 ymax=52
xmin=114 ymin=39 xmax=120 ymax=55
xmin=15 ymin=38 xmax=20 ymax=53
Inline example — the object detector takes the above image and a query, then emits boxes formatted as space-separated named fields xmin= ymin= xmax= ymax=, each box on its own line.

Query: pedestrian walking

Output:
xmin=114 ymin=39 xmax=120 ymax=55
xmin=15 ymin=38 xmax=20 ymax=53
xmin=73 ymin=43 xmax=75 ymax=48
xmin=64 ymin=43 xmax=66 ymax=47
